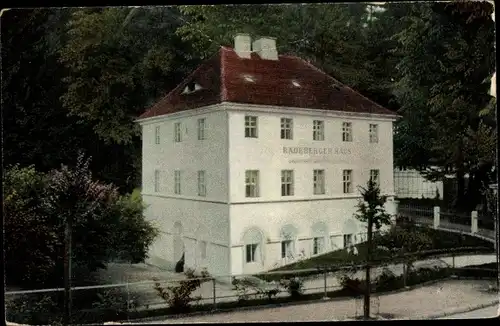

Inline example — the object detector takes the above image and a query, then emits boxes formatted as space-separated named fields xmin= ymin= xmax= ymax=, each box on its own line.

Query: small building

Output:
xmin=136 ymin=34 xmax=399 ymax=276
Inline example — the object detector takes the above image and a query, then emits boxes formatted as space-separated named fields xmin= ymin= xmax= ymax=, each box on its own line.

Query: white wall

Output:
xmin=142 ymin=195 xmax=231 ymax=276
xmin=141 ymin=108 xmax=229 ymax=203
xmin=394 ymin=169 xmax=443 ymax=199
xmin=229 ymin=198 xmax=365 ymax=274
xmin=140 ymin=107 xmax=231 ymax=276
xmin=227 ymin=109 xmax=395 ymax=204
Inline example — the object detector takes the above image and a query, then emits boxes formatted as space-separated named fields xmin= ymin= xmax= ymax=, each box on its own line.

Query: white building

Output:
xmin=136 ymin=34 xmax=399 ymax=277
xmin=394 ymin=168 xmax=444 ymax=199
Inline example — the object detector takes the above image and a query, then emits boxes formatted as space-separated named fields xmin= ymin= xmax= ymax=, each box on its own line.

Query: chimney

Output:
xmin=252 ymin=36 xmax=278 ymax=60
xmin=234 ymin=33 xmax=252 ymax=59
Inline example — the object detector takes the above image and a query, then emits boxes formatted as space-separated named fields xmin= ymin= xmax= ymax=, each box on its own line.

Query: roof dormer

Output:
xmin=182 ymin=81 xmax=203 ymax=94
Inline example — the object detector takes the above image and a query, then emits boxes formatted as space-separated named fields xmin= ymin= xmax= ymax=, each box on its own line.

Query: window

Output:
xmin=199 ymin=241 xmax=207 ymax=259
xmin=342 ymin=122 xmax=352 ymax=142
xmin=174 ymin=170 xmax=181 ymax=195
xmin=155 ymin=126 xmax=160 ymax=144
xmin=246 ymin=243 xmax=258 ymax=263
xmin=313 ymin=169 xmax=325 ymax=195
xmin=369 ymin=124 xmax=378 ymax=143
xmin=245 ymin=170 xmax=259 ymax=197
xmin=370 ymin=169 xmax=380 ymax=188
xmin=154 ymin=170 xmax=160 ymax=192
xmin=313 ymin=237 xmax=325 ymax=255
xmin=174 ymin=122 xmax=182 ymax=142
xmin=281 ymin=240 xmax=294 ymax=259
xmin=313 ymin=120 xmax=325 ymax=141
xmin=343 ymin=234 xmax=353 ymax=248
xmin=343 ymin=170 xmax=353 ymax=193
xmin=198 ymin=118 xmax=206 ymax=140
xmin=245 ymin=116 xmax=258 ymax=138
xmin=281 ymin=170 xmax=294 ymax=196
xmin=281 ymin=118 xmax=293 ymax=140
xmin=197 ymin=170 xmax=206 ymax=196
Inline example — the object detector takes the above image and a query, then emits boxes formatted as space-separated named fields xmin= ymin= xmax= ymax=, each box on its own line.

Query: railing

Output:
xmin=6 ymin=246 xmax=497 ymax=325
xmin=397 ymin=203 xmax=496 ymax=242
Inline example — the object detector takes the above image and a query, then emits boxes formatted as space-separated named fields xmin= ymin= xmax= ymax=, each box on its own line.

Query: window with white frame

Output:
xmin=174 ymin=170 xmax=181 ymax=194
xmin=281 ymin=240 xmax=294 ymax=259
xmin=245 ymin=170 xmax=259 ymax=197
xmin=174 ymin=122 xmax=182 ymax=142
xmin=343 ymin=234 xmax=353 ymax=248
xmin=313 ymin=237 xmax=325 ymax=255
xmin=155 ymin=126 xmax=160 ymax=144
xmin=313 ymin=120 xmax=325 ymax=141
xmin=197 ymin=170 xmax=206 ymax=196
xmin=246 ymin=243 xmax=258 ymax=263
xmin=369 ymin=124 xmax=378 ymax=143
xmin=199 ymin=240 xmax=207 ymax=259
xmin=154 ymin=169 xmax=160 ymax=192
xmin=281 ymin=118 xmax=293 ymax=140
xmin=281 ymin=170 xmax=294 ymax=196
xmin=313 ymin=169 xmax=325 ymax=195
xmin=245 ymin=116 xmax=258 ymax=138
xmin=370 ymin=169 xmax=380 ymax=187
xmin=342 ymin=122 xmax=353 ymax=142
xmin=343 ymin=170 xmax=353 ymax=193
xmin=197 ymin=118 xmax=206 ymax=140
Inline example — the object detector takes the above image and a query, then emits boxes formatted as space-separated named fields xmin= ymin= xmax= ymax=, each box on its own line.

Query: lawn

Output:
xmin=263 ymin=224 xmax=494 ymax=275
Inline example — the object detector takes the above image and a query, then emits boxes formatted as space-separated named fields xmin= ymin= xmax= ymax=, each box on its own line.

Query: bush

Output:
xmin=4 ymin=155 xmax=159 ymax=289
xmin=279 ymin=277 xmax=304 ymax=298
xmin=232 ymin=277 xmax=281 ymax=302
xmin=153 ymin=268 xmax=211 ymax=313
xmin=6 ymin=293 xmax=64 ymax=326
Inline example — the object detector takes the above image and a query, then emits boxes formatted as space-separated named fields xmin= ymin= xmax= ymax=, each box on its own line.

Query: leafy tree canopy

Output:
xmin=4 ymin=153 xmax=159 ymax=289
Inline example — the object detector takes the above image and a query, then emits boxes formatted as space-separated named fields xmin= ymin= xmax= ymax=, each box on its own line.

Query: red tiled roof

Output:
xmin=138 ymin=46 xmax=397 ymax=120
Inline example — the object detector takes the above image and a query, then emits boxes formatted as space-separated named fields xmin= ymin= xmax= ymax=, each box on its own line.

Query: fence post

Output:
xmin=471 ymin=211 xmax=478 ymax=234
xmin=450 ymin=253 xmax=457 ymax=278
xmin=322 ymin=268 xmax=328 ymax=300
xmin=433 ymin=206 xmax=440 ymax=229
xmin=212 ymin=278 xmax=217 ymax=311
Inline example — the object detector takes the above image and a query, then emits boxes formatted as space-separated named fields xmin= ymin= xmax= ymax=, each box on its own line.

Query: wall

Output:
xmin=142 ymin=195 xmax=231 ymax=276
xmin=227 ymin=108 xmax=395 ymax=204
xmin=229 ymin=198 xmax=364 ymax=274
xmin=394 ymin=168 xmax=444 ymax=199
xmin=140 ymin=106 xmax=231 ymax=276
xmin=141 ymin=107 xmax=229 ymax=203
xmin=226 ymin=105 xmax=396 ymax=274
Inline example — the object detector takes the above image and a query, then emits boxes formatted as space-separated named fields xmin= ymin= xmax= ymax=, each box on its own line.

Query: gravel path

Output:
xmin=140 ymin=279 xmax=498 ymax=322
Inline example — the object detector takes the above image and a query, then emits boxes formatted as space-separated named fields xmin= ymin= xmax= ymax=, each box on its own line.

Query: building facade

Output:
xmin=137 ymin=34 xmax=399 ymax=276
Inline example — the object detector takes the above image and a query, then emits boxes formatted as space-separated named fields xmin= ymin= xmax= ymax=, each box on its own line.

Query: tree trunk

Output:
xmin=364 ymin=214 xmax=374 ymax=319
xmin=455 ymin=139 xmax=466 ymax=211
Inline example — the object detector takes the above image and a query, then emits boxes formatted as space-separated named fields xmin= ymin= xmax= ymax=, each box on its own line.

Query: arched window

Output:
xmin=342 ymin=219 xmax=358 ymax=248
xmin=242 ymin=227 xmax=265 ymax=264
xmin=311 ymin=221 xmax=328 ymax=255
xmin=280 ymin=224 xmax=298 ymax=260
xmin=196 ymin=225 xmax=209 ymax=261
xmin=173 ymin=221 xmax=183 ymax=235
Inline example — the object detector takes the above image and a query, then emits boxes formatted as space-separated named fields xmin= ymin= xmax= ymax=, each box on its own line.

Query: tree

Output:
xmin=354 ymin=179 xmax=391 ymax=319
xmin=59 ymin=7 xmax=198 ymax=145
xmin=177 ymin=4 xmax=377 ymax=91
xmin=392 ymin=2 xmax=496 ymax=210
xmin=355 ymin=180 xmax=392 ymax=231
xmin=4 ymin=153 xmax=159 ymax=289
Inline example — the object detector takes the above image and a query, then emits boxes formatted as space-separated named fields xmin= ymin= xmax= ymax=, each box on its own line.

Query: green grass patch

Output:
xmin=257 ymin=225 xmax=494 ymax=282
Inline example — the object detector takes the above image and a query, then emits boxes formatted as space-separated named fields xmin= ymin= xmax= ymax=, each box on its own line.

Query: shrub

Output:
xmin=153 ymin=268 xmax=211 ymax=313
xmin=279 ymin=277 xmax=304 ymax=298
xmin=91 ymin=287 xmax=141 ymax=317
xmin=232 ymin=277 xmax=281 ymax=302
xmin=6 ymin=293 xmax=63 ymax=326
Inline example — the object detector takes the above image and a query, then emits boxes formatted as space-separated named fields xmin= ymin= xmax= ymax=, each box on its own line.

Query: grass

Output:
xmin=256 ymin=224 xmax=494 ymax=282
